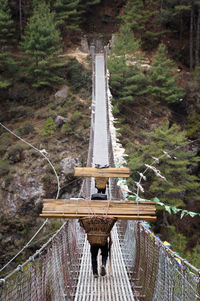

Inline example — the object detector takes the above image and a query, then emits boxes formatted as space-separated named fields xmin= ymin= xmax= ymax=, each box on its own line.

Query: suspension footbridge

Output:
xmin=0 ymin=47 xmax=199 ymax=301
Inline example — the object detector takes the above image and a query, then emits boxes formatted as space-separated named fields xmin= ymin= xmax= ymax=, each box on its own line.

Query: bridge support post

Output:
xmin=90 ymin=45 xmax=95 ymax=60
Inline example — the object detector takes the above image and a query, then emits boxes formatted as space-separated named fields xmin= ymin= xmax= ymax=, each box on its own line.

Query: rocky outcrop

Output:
xmin=55 ymin=115 xmax=68 ymax=128
xmin=60 ymin=155 xmax=81 ymax=175
xmin=55 ymin=85 xmax=68 ymax=99
xmin=80 ymin=36 xmax=89 ymax=53
xmin=0 ymin=150 xmax=82 ymax=218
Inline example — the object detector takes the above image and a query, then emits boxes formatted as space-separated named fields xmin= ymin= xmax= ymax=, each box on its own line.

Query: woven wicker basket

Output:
xmin=80 ymin=216 xmax=116 ymax=245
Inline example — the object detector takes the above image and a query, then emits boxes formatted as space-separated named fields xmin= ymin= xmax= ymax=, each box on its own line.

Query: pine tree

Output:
xmin=53 ymin=0 xmax=101 ymax=33
xmin=111 ymin=24 xmax=141 ymax=56
xmin=0 ymin=0 xmax=16 ymax=88
xmin=122 ymin=0 xmax=147 ymax=32
xmin=185 ymin=66 xmax=200 ymax=138
xmin=121 ymin=0 xmax=162 ymax=48
xmin=54 ymin=0 xmax=80 ymax=32
xmin=21 ymin=2 xmax=64 ymax=88
xmin=0 ymin=0 xmax=14 ymax=44
xmin=78 ymin=0 xmax=101 ymax=14
xmin=108 ymin=24 xmax=148 ymax=105
xmin=147 ymin=43 xmax=183 ymax=103
xmin=0 ymin=51 xmax=15 ymax=88
xmin=127 ymin=120 xmax=200 ymax=207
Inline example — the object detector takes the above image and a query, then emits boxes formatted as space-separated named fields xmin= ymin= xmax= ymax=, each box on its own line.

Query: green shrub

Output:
xmin=0 ymin=133 xmax=12 ymax=157
xmin=55 ymin=163 xmax=62 ymax=173
xmin=8 ymin=83 xmax=50 ymax=108
xmin=42 ymin=174 xmax=55 ymax=184
xmin=65 ymin=95 xmax=74 ymax=106
xmin=57 ymin=107 xmax=67 ymax=117
xmin=0 ymin=132 xmax=12 ymax=146
xmin=9 ymin=83 xmax=33 ymax=102
xmin=29 ymin=149 xmax=40 ymax=158
xmin=66 ymin=58 xmax=92 ymax=92
xmin=49 ymin=220 xmax=63 ymax=231
xmin=186 ymin=242 xmax=200 ymax=268
xmin=71 ymin=110 xmax=82 ymax=123
xmin=61 ymin=123 xmax=73 ymax=135
xmin=112 ymin=102 xmax=120 ymax=115
xmin=35 ymin=110 xmax=49 ymax=120
xmin=39 ymin=117 xmax=56 ymax=136
xmin=9 ymin=106 xmax=34 ymax=120
xmin=17 ymin=122 xmax=36 ymax=136
xmin=7 ymin=143 xmax=26 ymax=163
xmin=0 ymin=145 xmax=7 ymax=156
xmin=50 ymin=96 xmax=66 ymax=110
xmin=48 ymin=109 xmax=57 ymax=119
xmin=3 ymin=174 xmax=13 ymax=187
xmin=0 ymin=160 xmax=10 ymax=176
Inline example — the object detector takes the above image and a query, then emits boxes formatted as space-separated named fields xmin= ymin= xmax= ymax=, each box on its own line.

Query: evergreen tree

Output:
xmin=108 ymin=24 xmax=148 ymax=105
xmin=0 ymin=0 xmax=14 ymax=44
xmin=160 ymin=0 xmax=190 ymax=31
xmin=21 ymin=2 xmax=64 ymax=88
xmin=111 ymin=23 xmax=141 ymax=56
xmin=0 ymin=0 xmax=16 ymax=89
xmin=54 ymin=0 xmax=80 ymax=32
xmin=186 ymin=241 xmax=200 ymax=268
xmin=78 ymin=0 xmax=101 ymax=14
xmin=122 ymin=0 xmax=148 ymax=32
xmin=127 ymin=120 xmax=200 ymax=207
xmin=185 ymin=66 xmax=200 ymax=138
xmin=121 ymin=0 xmax=162 ymax=48
xmin=147 ymin=43 xmax=183 ymax=103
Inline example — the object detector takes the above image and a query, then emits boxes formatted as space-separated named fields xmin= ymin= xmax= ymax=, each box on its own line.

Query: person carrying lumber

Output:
xmin=90 ymin=233 xmax=112 ymax=278
xmin=87 ymin=192 xmax=115 ymax=278
xmin=79 ymin=208 xmax=116 ymax=278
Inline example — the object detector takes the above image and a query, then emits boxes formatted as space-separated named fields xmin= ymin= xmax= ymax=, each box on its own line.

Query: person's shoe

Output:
xmin=100 ymin=265 xmax=106 ymax=276
xmin=94 ymin=273 xmax=98 ymax=278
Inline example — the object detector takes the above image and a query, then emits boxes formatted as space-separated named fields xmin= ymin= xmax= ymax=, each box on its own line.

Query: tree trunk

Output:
xmin=190 ymin=2 xmax=194 ymax=72
xmin=160 ymin=0 xmax=163 ymax=32
xmin=195 ymin=6 xmax=200 ymax=66
xmin=19 ymin=0 xmax=22 ymax=40
xmin=179 ymin=12 xmax=183 ymax=48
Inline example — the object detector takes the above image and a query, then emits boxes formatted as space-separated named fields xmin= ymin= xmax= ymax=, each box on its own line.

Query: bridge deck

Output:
xmin=93 ymin=54 xmax=109 ymax=167
xmin=74 ymin=53 xmax=134 ymax=300
xmin=74 ymin=226 xmax=134 ymax=300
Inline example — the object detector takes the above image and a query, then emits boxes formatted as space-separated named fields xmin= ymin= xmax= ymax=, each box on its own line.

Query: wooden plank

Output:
xmin=42 ymin=207 xmax=156 ymax=214
xmin=40 ymin=213 xmax=157 ymax=221
xmin=74 ymin=167 xmax=130 ymax=178
xmin=42 ymin=203 xmax=156 ymax=210
xmin=42 ymin=203 xmax=156 ymax=211
xmin=43 ymin=199 xmax=156 ymax=206
xmin=42 ymin=203 xmax=156 ymax=217
xmin=41 ymin=198 xmax=156 ymax=221
xmin=42 ymin=209 xmax=156 ymax=215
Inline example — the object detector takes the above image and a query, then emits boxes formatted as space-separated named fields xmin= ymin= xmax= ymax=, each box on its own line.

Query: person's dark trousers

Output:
xmin=90 ymin=242 xmax=109 ymax=275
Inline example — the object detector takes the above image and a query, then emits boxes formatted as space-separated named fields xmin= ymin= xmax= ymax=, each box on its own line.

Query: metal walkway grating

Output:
xmin=74 ymin=53 xmax=134 ymax=300
xmin=93 ymin=54 xmax=109 ymax=167
xmin=74 ymin=225 xmax=134 ymax=301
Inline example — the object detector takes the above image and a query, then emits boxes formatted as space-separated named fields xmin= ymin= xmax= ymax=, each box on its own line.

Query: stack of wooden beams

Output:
xmin=40 ymin=199 xmax=156 ymax=221
xmin=74 ymin=167 xmax=130 ymax=178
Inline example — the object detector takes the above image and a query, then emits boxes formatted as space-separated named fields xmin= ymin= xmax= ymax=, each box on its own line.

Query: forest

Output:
xmin=0 ymin=0 xmax=199 ymax=269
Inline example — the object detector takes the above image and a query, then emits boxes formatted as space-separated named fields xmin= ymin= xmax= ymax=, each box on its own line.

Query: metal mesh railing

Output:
xmin=117 ymin=220 xmax=200 ymax=301
xmin=0 ymin=221 xmax=85 ymax=301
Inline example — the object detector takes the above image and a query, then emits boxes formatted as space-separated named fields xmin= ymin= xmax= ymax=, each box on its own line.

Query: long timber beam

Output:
xmin=40 ymin=199 xmax=156 ymax=220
